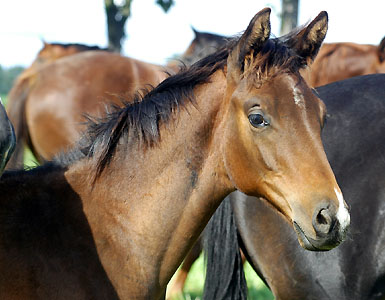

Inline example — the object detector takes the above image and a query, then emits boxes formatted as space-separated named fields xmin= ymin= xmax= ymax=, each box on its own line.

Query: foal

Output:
xmin=0 ymin=8 xmax=349 ymax=299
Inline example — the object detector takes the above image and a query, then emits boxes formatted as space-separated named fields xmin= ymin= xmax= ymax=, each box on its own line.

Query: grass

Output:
xmin=168 ymin=252 xmax=274 ymax=300
xmin=24 ymin=147 xmax=39 ymax=168
xmin=0 ymin=94 xmax=7 ymax=105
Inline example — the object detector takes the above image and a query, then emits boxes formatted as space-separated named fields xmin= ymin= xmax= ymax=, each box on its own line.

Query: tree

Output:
xmin=280 ymin=0 xmax=299 ymax=35
xmin=104 ymin=0 xmax=132 ymax=53
xmin=104 ymin=0 xmax=174 ymax=53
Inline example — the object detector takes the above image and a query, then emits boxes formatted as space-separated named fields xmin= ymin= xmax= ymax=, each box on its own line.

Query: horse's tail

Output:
xmin=5 ymin=75 xmax=32 ymax=169
xmin=203 ymin=196 xmax=247 ymax=300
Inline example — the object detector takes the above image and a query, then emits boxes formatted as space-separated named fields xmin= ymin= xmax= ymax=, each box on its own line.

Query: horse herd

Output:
xmin=0 ymin=8 xmax=383 ymax=300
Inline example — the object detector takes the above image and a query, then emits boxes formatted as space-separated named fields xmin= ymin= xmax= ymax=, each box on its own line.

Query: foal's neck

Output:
xmin=65 ymin=71 xmax=234 ymax=298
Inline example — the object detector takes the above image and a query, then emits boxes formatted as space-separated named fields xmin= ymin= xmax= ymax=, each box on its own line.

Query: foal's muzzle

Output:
xmin=294 ymin=202 xmax=350 ymax=251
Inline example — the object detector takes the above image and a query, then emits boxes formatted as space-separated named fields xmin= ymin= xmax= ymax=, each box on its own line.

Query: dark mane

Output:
xmin=59 ymin=32 xmax=306 ymax=177
xmin=47 ymin=42 xmax=109 ymax=52
xmin=87 ymin=46 xmax=230 ymax=176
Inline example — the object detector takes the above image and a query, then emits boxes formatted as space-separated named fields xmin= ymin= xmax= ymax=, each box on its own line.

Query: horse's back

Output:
xmin=305 ymin=43 xmax=381 ymax=86
xmin=24 ymin=51 xmax=168 ymax=159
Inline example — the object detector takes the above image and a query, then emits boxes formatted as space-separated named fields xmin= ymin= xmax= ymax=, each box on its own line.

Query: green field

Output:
xmin=0 ymin=94 xmax=7 ymax=105
xmin=168 ymin=252 xmax=274 ymax=299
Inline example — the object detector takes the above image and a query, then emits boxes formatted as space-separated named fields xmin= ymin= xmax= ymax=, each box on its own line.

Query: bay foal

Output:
xmin=0 ymin=9 xmax=349 ymax=299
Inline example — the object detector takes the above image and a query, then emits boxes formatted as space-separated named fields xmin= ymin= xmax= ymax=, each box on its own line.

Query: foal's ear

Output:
xmin=227 ymin=8 xmax=271 ymax=79
xmin=378 ymin=36 xmax=385 ymax=62
xmin=287 ymin=11 xmax=328 ymax=66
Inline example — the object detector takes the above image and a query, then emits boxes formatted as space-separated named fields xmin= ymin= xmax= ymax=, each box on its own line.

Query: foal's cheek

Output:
xmin=223 ymin=128 xmax=267 ymax=195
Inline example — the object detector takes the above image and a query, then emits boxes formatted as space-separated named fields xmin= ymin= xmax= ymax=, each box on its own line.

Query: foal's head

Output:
xmin=221 ymin=8 xmax=350 ymax=250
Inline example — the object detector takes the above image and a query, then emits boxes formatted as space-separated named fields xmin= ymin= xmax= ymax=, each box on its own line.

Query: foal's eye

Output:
xmin=248 ymin=113 xmax=269 ymax=128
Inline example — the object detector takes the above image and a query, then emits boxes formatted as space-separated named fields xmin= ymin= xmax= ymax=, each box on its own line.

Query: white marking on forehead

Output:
xmin=335 ymin=188 xmax=350 ymax=229
xmin=287 ymin=77 xmax=305 ymax=108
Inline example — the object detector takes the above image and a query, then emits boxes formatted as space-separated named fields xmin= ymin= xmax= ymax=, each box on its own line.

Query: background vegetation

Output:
xmin=169 ymin=253 xmax=274 ymax=299
xmin=0 ymin=65 xmax=24 ymax=95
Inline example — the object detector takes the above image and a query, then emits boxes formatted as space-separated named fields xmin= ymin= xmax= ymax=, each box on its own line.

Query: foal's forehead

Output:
xmin=245 ymin=73 xmax=322 ymax=110
xmin=276 ymin=74 xmax=319 ymax=101
xmin=285 ymin=76 xmax=306 ymax=108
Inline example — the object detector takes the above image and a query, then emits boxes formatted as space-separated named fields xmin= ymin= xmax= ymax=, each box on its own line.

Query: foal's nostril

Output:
xmin=317 ymin=209 xmax=331 ymax=225
xmin=313 ymin=206 xmax=335 ymax=236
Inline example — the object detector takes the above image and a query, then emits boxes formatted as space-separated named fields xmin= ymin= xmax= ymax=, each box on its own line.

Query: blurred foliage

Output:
xmin=104 ymin=0 xmax=133 ymax=52
xmin=0 ymin=65 xmax=24 ymax=95
xmin=169 ymin=252 xmax=274 ymax=299
xmin=105 ymin=0 xmax=174 ymax=52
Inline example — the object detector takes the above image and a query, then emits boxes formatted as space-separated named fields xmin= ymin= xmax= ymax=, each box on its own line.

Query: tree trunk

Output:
xmin=104 ymin=0 xmax=132 ymax=53
xmin=280 ymin=0 xmax=298 ymax=35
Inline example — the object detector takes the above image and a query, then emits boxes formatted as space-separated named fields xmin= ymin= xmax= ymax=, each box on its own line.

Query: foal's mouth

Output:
xmin=293 ymin=221 xmax=342 ymax=251
xmin=293 ymin=222 xmax=318 ymax=251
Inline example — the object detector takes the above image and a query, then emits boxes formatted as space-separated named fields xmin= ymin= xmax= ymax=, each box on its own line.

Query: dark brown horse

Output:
xmin=0 ymin=99 xmax=15 ymax=176
xmin=204 ymin=74 xmax=385 ymax=300
xmin=170 ymin=28 xmax=228 ymax=68
xmin=0 ymin=9 xmax=349 ymax=299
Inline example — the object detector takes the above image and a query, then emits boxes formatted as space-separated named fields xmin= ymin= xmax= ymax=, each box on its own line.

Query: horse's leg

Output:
xmin=166 ymin=238 xmax=202 ymax=299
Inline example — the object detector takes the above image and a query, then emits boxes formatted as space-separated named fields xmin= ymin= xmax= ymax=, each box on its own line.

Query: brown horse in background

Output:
xmin=14 ymin=42 xmax=109 ymax=89
xmin=6 ymin=46 xmax=170 ymax=167
xmin=0 ymin=9 xmax=349 ymax=299
xmin=303 ymin=37 xmax=385 ymax=86
xmin=6 ymin=29 xmax=224 ymax=168
xmin=32 ymin=41 xmax=108 ymax=66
